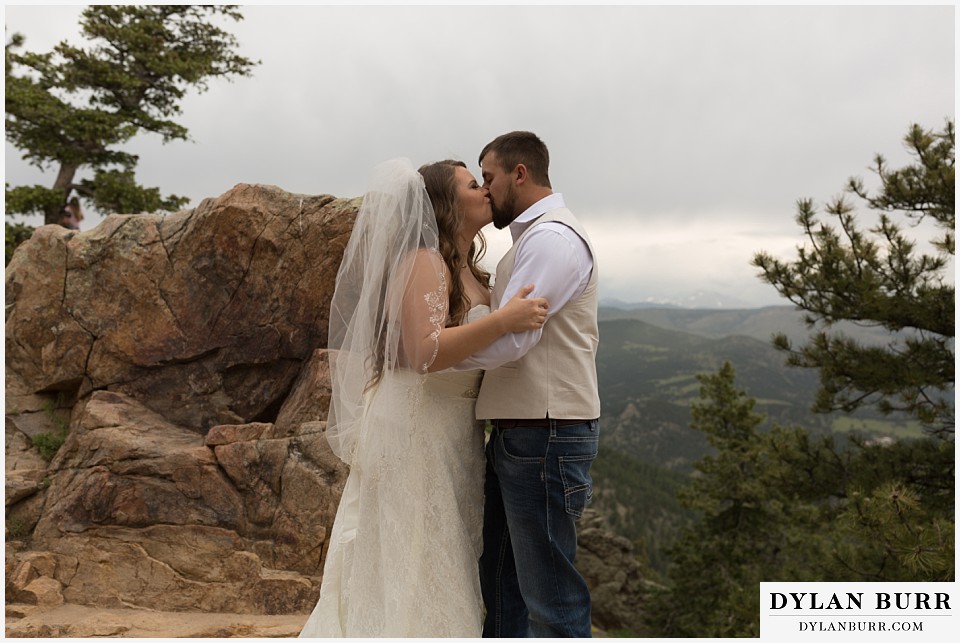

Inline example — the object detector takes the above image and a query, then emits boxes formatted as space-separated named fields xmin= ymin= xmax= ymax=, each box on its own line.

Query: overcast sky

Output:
xmin=4 ymin=4 xmax=955 ymax=307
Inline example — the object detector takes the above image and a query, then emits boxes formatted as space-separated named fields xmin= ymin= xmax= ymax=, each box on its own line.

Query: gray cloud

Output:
xmin=5 ymin=4 xmax=954 ymax=306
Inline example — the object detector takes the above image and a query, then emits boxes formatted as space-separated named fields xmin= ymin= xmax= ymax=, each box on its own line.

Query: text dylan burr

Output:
xmin=770 ymin=592 xmax=951 ymax=611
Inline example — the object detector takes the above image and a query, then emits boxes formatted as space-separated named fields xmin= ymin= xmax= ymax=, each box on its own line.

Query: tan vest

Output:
xmin=476 ymin=208 xmax=601 ymax=420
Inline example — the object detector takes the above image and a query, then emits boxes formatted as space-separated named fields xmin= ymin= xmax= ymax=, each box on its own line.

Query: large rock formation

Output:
xmin=6 ymin=184 xmax=356 ymax=431
xmin=5 ymin=184 xmax=357 ymax=621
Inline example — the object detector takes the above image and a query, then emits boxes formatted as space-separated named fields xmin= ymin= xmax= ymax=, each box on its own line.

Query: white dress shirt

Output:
xmin=454 ymin=193 xmax=594 ymax=371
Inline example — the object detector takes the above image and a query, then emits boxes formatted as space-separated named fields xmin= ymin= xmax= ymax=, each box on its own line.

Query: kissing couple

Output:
xmin=299 ymin=131 xmax=601 ymax=638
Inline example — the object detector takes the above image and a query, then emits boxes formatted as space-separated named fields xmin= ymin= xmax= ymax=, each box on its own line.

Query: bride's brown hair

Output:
xmin=418 ymin=160 xmax=492 ymax=326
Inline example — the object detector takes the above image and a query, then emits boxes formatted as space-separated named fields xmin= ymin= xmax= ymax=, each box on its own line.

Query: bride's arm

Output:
xmin=400 ymin=249 xmax=547 ymax=373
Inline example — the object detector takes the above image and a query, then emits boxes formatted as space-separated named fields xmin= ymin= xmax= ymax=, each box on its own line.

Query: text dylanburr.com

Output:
xmin=760 ymin=582 xmax=956 ymax=640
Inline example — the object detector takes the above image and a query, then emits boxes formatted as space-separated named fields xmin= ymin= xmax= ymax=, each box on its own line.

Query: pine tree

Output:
xmin=752 ymin=121 xmax=954 ymax=435
xmin=751 ymin=122 xmax=954 ymax=581
xmin=5 ymin=5 xmax=257 ymax=227
xmin=646 ymin=361 xmax=954 ymax=637
xmin=646 ymin=363 xmax=833 ymax=637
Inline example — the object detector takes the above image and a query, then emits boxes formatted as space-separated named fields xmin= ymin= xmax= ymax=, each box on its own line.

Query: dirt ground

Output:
xmin=5 ymin=603 xmax=308 ymax=638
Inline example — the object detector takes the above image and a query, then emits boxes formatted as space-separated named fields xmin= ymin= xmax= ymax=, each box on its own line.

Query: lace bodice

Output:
xmin=434 ymin=303 xmax=489 ymax=379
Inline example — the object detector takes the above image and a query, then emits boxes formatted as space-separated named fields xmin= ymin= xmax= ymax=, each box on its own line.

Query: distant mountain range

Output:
xmin=598 ymin=304 xmax=897 ymax=347
xmin=600 ymin=290 xmax=760 ymax=310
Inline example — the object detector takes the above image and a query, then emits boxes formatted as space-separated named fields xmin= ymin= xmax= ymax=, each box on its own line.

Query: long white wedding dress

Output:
xmin=300 ymin=305 xmax=490 ymax=638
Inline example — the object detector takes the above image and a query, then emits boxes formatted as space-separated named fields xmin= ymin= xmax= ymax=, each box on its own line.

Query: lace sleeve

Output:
xmin=398 ymin=248 xmax=450 ymax=373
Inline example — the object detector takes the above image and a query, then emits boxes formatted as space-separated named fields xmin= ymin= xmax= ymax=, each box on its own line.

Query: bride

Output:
xmin=299 ymin=158 xmax=548 ymax=637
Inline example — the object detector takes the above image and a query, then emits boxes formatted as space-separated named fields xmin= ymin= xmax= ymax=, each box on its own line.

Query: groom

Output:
xmin=458 ymin=131 xmax=601 ymax=637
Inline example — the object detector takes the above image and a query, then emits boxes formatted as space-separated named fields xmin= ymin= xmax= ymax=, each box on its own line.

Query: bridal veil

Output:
xmin=325 ymin=158 xmax=448 ymax=467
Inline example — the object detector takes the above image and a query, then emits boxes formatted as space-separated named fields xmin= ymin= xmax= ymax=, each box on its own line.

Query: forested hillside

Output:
xmin=589 ymin=315 xmax=921 ymax=574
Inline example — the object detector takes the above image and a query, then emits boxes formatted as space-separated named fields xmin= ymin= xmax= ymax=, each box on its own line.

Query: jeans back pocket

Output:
xmin=558 ymin=452 xmax=596 ymax=518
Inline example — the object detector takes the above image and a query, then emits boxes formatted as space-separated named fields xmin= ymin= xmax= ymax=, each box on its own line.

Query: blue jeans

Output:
xmin=480 ymin=419 xmax=599 ymax=638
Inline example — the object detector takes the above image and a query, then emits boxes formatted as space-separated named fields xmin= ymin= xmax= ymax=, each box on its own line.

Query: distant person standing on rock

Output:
xmin=59 ymin=197 xmax=85 ymax=230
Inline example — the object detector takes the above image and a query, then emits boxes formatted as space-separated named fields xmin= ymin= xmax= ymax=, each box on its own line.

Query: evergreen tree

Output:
xmin=752 ymin=121 xmax=954 ymax=435
xmin=752 ymin=120 xmax=954 ymax=581
xmin=5 ymin=5 xmax=257 ymax=229
xmin=5 ymin=220 xmax=34 ymax=266
xmin=645 ymin=364 xmax=833 ymax=637
xmin=646 ymin=364 xmax=954 ymax=637
xmin=829 ymin=438 xmax=955 ymax=581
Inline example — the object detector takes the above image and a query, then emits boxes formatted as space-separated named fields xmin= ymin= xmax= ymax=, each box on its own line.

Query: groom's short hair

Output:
xmin=479 ymin=131 xmax=552 ymax=189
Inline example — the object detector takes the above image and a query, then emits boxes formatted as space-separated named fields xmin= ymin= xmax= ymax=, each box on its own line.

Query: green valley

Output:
xmin=589 ymin=308 xmax=923 ymax=574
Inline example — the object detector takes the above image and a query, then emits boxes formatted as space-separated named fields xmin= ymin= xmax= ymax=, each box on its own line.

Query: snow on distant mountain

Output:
xmin=601 ymin=290 xmax=757 ymax=310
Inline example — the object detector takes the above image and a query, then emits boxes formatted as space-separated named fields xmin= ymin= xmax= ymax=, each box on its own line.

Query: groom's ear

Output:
xmin=514 ymin=163 xmax=528 ymax=186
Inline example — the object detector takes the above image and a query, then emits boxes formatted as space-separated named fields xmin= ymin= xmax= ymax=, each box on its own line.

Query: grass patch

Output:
xmin=6 ymin=516 xmax=27 ymax=539
xmin=31 ymin=397 xmax=70 ymax=461
xmin=32 ymin=431 xmax=67 ymax=461
xmin=604 ymin=628 xmax=642 ymax=637
xmin=830 ymin=416 xmax=925 ymax=439
xmin=656 ymin=374 xmax=697 ymax=387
